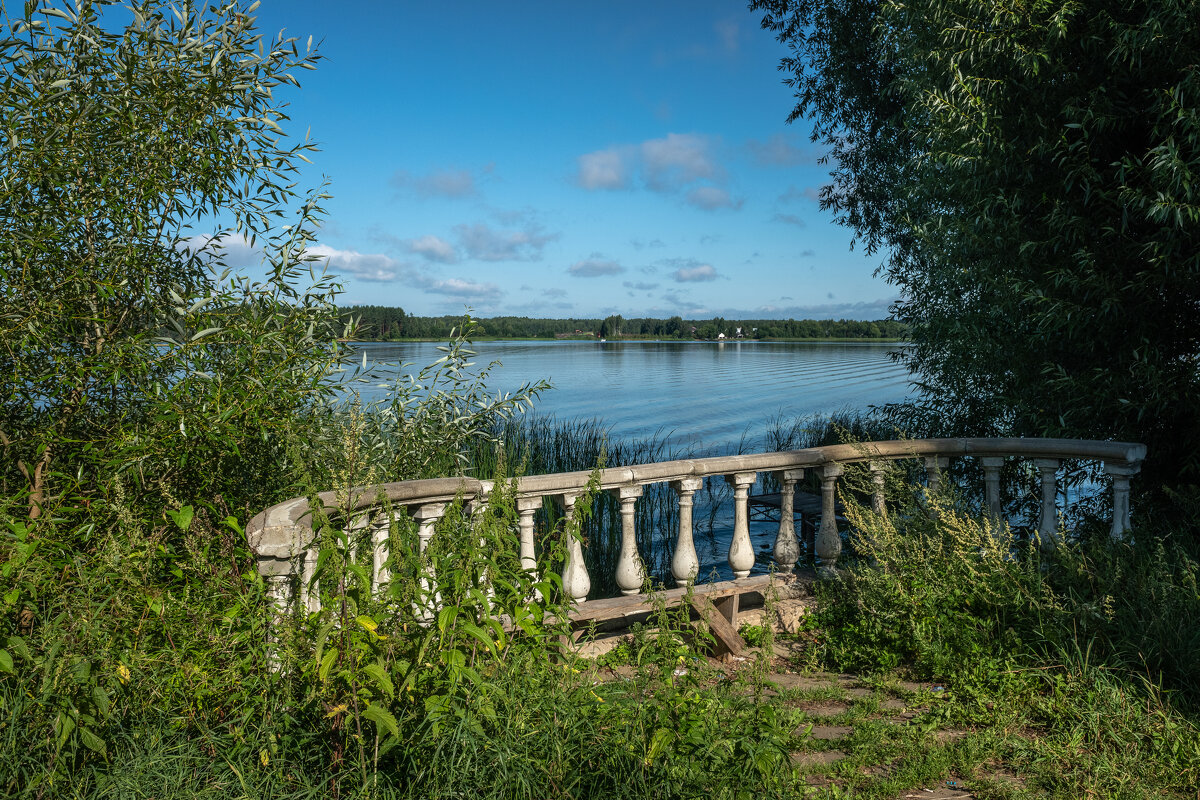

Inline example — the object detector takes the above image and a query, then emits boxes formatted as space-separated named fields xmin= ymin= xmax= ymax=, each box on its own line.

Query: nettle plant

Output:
xmin=288 ymin=454 xmax=600 ymax=779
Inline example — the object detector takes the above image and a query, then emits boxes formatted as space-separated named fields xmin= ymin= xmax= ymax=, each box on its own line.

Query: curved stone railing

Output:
xmin=247 ymin=437 xmax=1145 ymax=619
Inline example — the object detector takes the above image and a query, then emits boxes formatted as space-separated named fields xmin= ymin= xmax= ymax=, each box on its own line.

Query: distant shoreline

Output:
xmin=344 ymin=336 xmax=908 ymax=344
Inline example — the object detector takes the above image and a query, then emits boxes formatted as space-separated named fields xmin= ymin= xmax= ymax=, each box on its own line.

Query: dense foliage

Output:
xmin=340 ymin=306 xmax=907 ymax=341
xmin=0 ymin=0 xmax=340 ymax=518
xmin=3 ymin=1 xmax=1199 ymax=796
xmin=751 ymin=0 xmax=1200 ymax=502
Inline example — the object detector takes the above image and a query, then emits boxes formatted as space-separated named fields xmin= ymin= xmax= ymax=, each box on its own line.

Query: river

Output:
xmin=345 ymin=339 xmax=914 ymax=584
xmin=347 ymin=339 xmax=913 ymax=454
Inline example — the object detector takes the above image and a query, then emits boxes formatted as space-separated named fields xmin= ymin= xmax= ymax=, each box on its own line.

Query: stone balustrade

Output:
xmin=247 ymin=437 xmax=1145 ymax=621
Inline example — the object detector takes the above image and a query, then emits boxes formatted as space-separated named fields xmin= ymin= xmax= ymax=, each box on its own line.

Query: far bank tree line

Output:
xmin=339 ymin=306 xmax=907 ymax=341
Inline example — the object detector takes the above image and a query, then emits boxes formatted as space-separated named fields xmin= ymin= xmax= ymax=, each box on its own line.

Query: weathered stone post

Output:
xmin=299 ymin=548 xmax=320 ymax=614
xmin=1034 ymin=459 xmax=1060 ymax=549
xmin=924 ymin=455 xmax=949 ymax=493
xmin=558 ymin=492 xmax=591 ymax=602
xmin=1104 ymin=462 xmax=1140 ymax=540
xmin=412 ymin=502 xmax=446 ymax=618
xmin=726 ymin=471 xmax=757 ymax=579
xmin=371 ymin=515 xmax=391 ymax=590
xmin=980 ymin=456 xmax=1005 ymax=520
xmin=816 ymin=463 xmax=845 ymax=576
xmin=773 ymin=469 xmax=803 ymax=572
xmin=671 ymin=477 xmax=704 ymax=584
xmin=516 ymin=496 xmax=541 ymax=577
xmin=613 ymin=485 xmax=645 ymax=596
xmin=868 ymin=461 xmax=888 ymax=517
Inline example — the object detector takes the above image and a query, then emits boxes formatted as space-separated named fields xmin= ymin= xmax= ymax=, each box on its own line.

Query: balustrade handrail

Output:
xmin=248 ymin=437 xmax=1145 ymax=619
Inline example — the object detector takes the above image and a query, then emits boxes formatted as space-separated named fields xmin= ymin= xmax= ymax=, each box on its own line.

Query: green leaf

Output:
xmin=362 ymin=663 xmax=395 ymax=700
xmin=646 ymin=727 xmax=672 ymax=763
xmin=459 ymin=622 xmax=498 ymax=657
xmin=436 ymin=605 xmax=459 ymax=635
xmin=318 ymin=647 xmax=338 ymax=682
xmin=78 ymin=726 xmax=107 ymax=756
xmin=0 ymin=650 xmax=12 ymax=674
xmin=361 ymin=702 xmax=399 ymax=738
xmin=166 ymin=506 xmax=194 ymax=532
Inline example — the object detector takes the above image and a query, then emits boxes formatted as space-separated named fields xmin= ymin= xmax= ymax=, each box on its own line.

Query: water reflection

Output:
xmin=347 ymin=340 xmax=913 ymax=454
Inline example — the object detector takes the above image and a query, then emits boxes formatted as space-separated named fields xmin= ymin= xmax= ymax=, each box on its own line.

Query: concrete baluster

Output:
xmin=516 ymin=496 xmax=543 ymax=599
xmin=371 ymin=515 xmax=391 ymax=591
xmin=472 ymin=480 xmax=496 ymax=601
xmin=924 ymin=456 xmax=949 ymax=493
xmin=559 ymin=492 xmax=591 ymax=602
xmin=412 ymin=502 xmax=446 ymax=618
xmin=1034 ymin=459 xmax=1060 ymax=549
xmin=516 ymin=497 xmax=541 ymax=577
xmin=816 ymin=463 xmax=845 ymax=576
xmin=264 ymin=571 xmax=292 ymax=617
xmin=613 ymin=485 xmax=645 ymax=596
xmin=299 ymin=547 xmax=320 ymax=614
xmin=726 ymin=471 xmax=757 ymax=579
xmin=671 ymin=477 xmax=704 ymax=584
xmin=1104 ymin=462 xmax=1140 ymax=541
xmin=773 ymin=469 xmax=803 ymax=572
xmin=868 ymin=461 xmax=888 ymax=517
xmin=980 ymin=456 xmax=1005 ymax=520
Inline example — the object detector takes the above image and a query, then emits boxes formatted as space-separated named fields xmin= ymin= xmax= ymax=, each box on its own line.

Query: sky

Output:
xmin=244 ymin=1 xmax=896 ymax=320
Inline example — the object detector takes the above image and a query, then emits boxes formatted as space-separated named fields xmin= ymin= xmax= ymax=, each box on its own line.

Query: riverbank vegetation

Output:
xmin=3 ymin=1 xmax=1200 ymax=798
xmin=339 ymin=307 xmax=908 ymax=342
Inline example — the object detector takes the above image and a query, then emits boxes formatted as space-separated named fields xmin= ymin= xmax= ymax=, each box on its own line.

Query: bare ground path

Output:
xmin=591 ymin=635 xmax=1039 ymax=800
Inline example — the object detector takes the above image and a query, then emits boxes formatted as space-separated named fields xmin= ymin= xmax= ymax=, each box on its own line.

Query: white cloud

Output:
xmin=630 ymin=237 xmax=667 ymax=250
xmin=574 ymin=133 xmax=731 ymax=204
xmin=746 ymin=134 xmax=811 ymax=166
xmin=307 ymin=244 xmax=401 ymax=282
xmin=779 ymin=185 xmax=824 ymax=204
xmin=407 ymin=235 xmax=458 ymax=263
xmin=714 ymin=19 xmax=741 ymax=54
xmin=568 ymin=258 xmax=625 ymax=277
xmin=454 ymin=222 xmax=556 ymax=262
xmin=641 ymin=133 xmax=721 ymax=191
xmin=543 ymin=287 xmax=568 ymax=298
xmin=671 ymin=264 xmax=719 ymax=282
xmin=182 ymin=233 xmax=260 ymax=269
xmin=686 ymin=186 xmax=741 ymax=211
xmin=771 ymin=213 xmax=806 ymax=227
xmin=752 ymin=297 xmax=895 ymax=319
xmin=391 ymin=167 xmax=480 ymax=198
xmin=414 ymin=276 xmax=503 ymax=301
xmin=623 ymin=280 xmax=659 ymax=290
xmin=576 ymin=148 xmax=631 ymax=190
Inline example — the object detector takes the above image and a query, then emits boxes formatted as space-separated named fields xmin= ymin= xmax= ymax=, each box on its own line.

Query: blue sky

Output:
xmin=249 ymin=1 xmax=896 ymax=320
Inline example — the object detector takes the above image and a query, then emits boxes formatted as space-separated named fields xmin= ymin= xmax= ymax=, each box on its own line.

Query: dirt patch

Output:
xmin=798 ymin=700 xmax=851 ymax=717
xmin=845 ymin=686 xmax=874 ymax=700
xmin=880 ymin=697 xmax=907 ymax=711
xmin=974 ymin=766 xmax=1025 ymax=789
xmin=934 ymin=728 xmax=970 ymax=744
xmin=806 ymin=724 xmax=854 ymax=741
xmin=791 ymin=749 xmax=846 ymax=767
xmin=898 ymin=776 xmax=976 ymax=798
xmin=767 ymin=671 xmax=839 ymax=691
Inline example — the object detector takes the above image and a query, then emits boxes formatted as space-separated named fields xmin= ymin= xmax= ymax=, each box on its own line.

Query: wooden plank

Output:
xmin=748 ymin=488 xmax=833 ymax=516
xmin=567 ymin=574 xmax=774 ymax=625
xmin=690 ymin=595 xmax=745 ymax=658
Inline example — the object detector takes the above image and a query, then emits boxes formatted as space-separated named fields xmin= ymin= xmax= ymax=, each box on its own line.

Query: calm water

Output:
xmin=347 ymin=339 xmax=913 ymax=582
xmin=348 ymin=339 xmax=913 ymax=454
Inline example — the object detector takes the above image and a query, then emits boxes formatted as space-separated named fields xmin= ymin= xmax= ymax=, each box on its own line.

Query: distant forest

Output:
xmin=339 ymin=306 xmax=908 ymax=341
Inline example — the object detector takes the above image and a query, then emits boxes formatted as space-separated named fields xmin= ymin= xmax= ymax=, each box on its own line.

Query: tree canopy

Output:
xmin=751 ymin=0 xmax=1200 ymax=500
xmin=0 ymin=0 xmax=341 ymax=516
